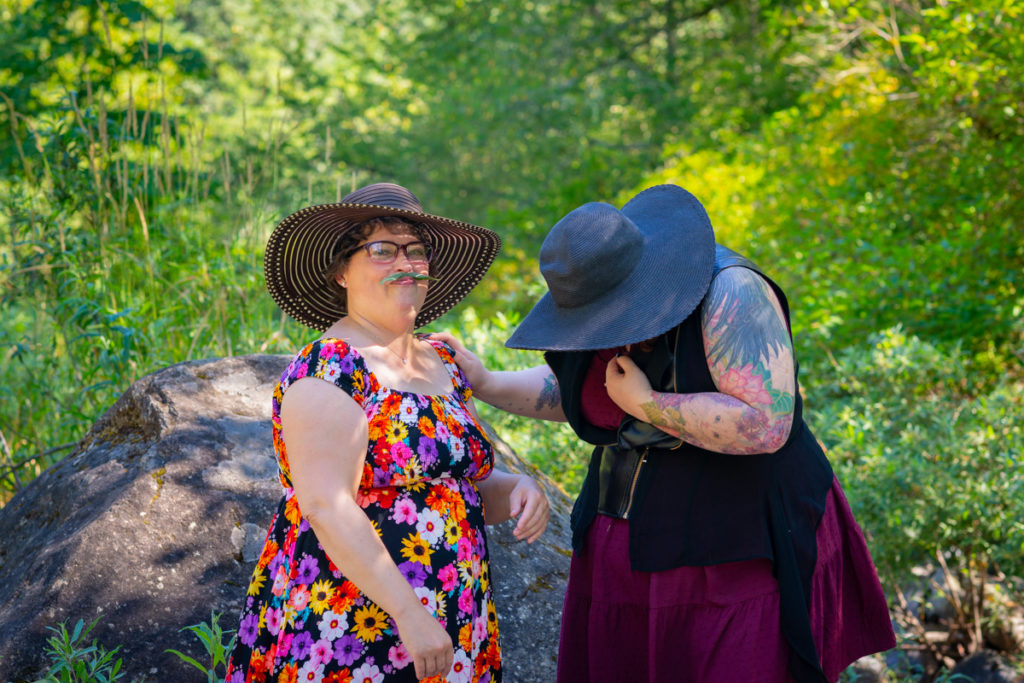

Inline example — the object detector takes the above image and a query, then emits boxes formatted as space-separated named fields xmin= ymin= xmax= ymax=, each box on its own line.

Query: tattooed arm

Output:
xmin=426 ymin=332 xmax=567 ymax=422
xmin=605 ymin=267 xmax=795 ymax=454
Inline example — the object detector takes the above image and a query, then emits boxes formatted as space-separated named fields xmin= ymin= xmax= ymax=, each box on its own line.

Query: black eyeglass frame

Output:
xmin=346 ymin=240 xmax=434 ymax=264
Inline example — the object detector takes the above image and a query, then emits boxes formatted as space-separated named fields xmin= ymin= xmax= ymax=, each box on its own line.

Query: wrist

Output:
xmin=633 ymin=390 xmax=656 ymax=421
xmin=391 ymin=595 xmax=430 ymax=625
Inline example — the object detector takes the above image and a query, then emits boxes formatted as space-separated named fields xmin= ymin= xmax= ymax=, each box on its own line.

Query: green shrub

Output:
xmin=807 ymin=325 xmax=1024 ymax=660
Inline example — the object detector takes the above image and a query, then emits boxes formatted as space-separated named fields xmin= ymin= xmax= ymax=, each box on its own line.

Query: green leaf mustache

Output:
xmin=379 ymin=272 xmax=437 ymax=285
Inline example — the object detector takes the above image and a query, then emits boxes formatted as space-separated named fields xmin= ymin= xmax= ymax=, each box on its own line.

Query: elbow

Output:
xmin=760 ymin=413 xmax=794 ymax=453
xmin=298 ymin=491 xmax=352 ymax=532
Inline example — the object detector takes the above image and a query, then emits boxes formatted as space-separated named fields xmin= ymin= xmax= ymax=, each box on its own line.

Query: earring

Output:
xmin=341 ymin=281 xmax=347 ymax=288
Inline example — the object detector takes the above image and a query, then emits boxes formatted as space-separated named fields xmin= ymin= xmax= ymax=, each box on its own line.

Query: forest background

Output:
xmin=2 ymin=0 xmax=1023 ymax=676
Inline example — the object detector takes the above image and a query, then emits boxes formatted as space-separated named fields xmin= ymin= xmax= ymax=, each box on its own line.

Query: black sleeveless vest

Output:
xmin=545 ymin=245 xmax=834 ymax=682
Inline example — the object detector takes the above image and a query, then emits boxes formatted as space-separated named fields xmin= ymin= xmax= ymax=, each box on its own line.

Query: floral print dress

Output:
xmin=226 ymin=338 xmax=501 ymax=683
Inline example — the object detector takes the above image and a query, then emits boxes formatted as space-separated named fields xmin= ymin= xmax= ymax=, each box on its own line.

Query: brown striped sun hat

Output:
xmin=265 ymin=183 xmax=501 ymax=331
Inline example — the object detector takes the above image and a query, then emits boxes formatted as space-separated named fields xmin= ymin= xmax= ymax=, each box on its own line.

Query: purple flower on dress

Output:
xmin=461 ymin=479 xmax=480 ymax=507
xmin=339 ymin=353 xmax=355 ymax=374
xmin=239 ymin=613 xmax=260 ymax=648
xmin=334 ymin=634 xmax=365 ymax=666
xmin=398 ymin=561 xmax=428 ymax=588
xmin=291 ymin=630 xmax=314 ymax=660
xmin=373 ymin=467 xmax=391 ymax=487
xmin=229 ymin=671 xmax=246 ymax=683
xmin=267 ymin=553 xmax=283 ymax=581
xmin=296 ymin=554 xmax=320 ymax=585
xmin=416 ymin=438 xmax=439 ymax=468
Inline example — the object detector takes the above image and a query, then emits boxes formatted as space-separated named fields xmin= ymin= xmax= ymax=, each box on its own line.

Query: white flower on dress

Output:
xmin=351 ymin=662 xmax=384 ymax=683
xmin=448 ymin=649 xmax=473 ymax=683
xmin=416 ymin=509 xmax=444 ymax=545
xmin=317 ymin=610 xmax=348 ymax=640
xmin=414 ymin=585 xmax=438 ymax=616
xmin=319 ymin=359 xmax=342 ymax=384
xmin=449 ymin=438 xmax=466 ymax=462
xmin=297 ymin=659 xmax=324 ymax=682
xmin=398 ymin=397 xmax=420 ymax=424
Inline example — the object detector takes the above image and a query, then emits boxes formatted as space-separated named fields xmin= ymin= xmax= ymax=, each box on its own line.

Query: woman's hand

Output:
xmin=605 ymin=354 xmax=654 ymax=420
xmin=508 ymin=474 xmax=550 ymax=543
xmin=425 ymin=332 xmax=491 ymax=393
xmin=392 ymin=603 xmax=455 ymax=680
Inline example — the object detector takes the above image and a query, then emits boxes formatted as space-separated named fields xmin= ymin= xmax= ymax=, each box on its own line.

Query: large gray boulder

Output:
xmin=0 ymin=355 xmax=572 ymax=682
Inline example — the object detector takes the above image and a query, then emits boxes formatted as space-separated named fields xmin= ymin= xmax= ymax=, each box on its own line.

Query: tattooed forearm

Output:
xmin=639 ymin=390 xmax=787 ymax=455
xmin=534 ymin=372 xmax=561 ymax=412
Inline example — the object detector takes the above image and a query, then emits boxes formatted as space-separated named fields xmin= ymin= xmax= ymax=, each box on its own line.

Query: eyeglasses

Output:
xmin=349 ymin=240 xmax=434 ymax=264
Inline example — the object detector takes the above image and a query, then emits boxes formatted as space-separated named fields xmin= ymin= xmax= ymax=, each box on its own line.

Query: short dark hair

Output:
xmin=323 ymin=217 xmax=430 ymax=308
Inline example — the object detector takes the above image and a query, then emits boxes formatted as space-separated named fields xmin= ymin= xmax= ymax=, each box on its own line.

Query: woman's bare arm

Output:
xmin=282 ymin=378 xmax=453 ymax=679
xmin=427 ymin=332 xmax=566 ymax=421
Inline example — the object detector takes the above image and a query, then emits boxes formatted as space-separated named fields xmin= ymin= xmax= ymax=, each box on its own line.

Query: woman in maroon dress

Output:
xmin=434 ymin=184 xmax=896 ymax=682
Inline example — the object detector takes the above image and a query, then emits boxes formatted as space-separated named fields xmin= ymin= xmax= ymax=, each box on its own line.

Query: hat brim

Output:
xmin=265 ymin=202 xmax=500 ymax=331
xmin=506 ymin=185 xmax=715 ymax=351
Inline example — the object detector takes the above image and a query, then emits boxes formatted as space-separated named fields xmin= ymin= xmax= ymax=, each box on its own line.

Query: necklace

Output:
xmin=350 ymin=318 xmax=413 ymax=365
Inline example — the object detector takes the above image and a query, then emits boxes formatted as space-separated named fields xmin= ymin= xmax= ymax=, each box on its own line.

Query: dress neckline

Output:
xmin=319 ymin=336 xmax=460 ymax=398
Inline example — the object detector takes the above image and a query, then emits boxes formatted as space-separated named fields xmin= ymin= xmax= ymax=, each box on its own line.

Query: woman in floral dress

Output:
xmin=226 ymin=183 xmax=549 ymax=682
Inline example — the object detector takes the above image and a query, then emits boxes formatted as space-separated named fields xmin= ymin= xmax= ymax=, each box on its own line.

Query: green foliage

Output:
xmin=165 ymin=611 xmax=236 ymax=683
xmin=805 ymin=325 xmax=1024 ymax=663
xmin=811 ymin=326 xmax=1024 ymax=579
xmin=32 ymin=618 xmax=131 ymax=683
xmin=643 ymin=0 xmax=1024 ymax=359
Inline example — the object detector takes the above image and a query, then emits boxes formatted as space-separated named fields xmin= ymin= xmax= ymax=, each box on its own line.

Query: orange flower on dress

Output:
xmin=367 ymin=415 xmax=389 ymax=442
xmin=247 ymin=649 xmax=268 ymax=682
xmin=485 ymin=637 xmax=501 ymax=670
xmin=276 ymin=662 xmax=298 ymax=683
xmin=417 ymin=415 xmax=436 ymax=439
xmin=257 ymin=539 xmax=279 ymax=569
xmin=329 ymin=580 xmax=361 ymax=614
xmin=458 ymin=621 xmax=474 ymax=653
xmin=284 ymin=496 xmax=302 ymax=526
xmin=380 ymin=392 xmax=403 ymax=416
xmin=323 ymin=670 xmax=353 ymax=683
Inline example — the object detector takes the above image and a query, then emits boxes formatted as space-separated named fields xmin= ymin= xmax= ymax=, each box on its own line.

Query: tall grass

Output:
xmin=0 ymin=83 xmax=310 ymax=503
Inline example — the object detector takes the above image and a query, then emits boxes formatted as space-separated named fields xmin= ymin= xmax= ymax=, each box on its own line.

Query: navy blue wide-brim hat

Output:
xmin=505 ymin=184 xmax=716 ymax=351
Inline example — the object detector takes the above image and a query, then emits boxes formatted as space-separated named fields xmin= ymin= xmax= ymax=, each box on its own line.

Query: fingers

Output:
xmin=424 ymin=331 xmax=458 ymax=350
xmin=508 ymin=490 xmax=526 ymax=518
xmin=400 ymin=608 xmax=454 ymax=680
xmin=417 ymin=650 xmax=453 ymax=680
xmin=512 ymin=482 xmax=550 ymax=543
